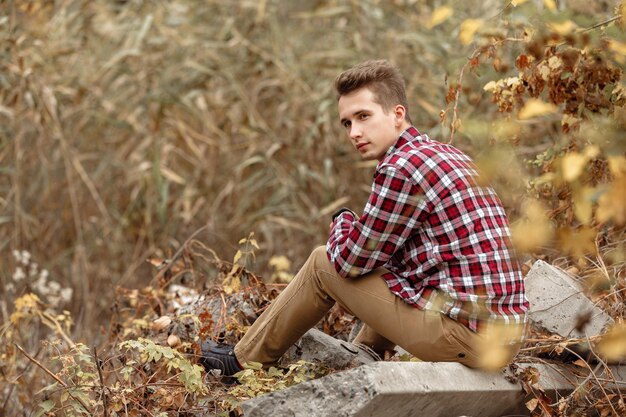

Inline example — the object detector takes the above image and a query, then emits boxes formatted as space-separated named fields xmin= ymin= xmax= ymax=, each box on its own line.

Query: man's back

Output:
xmin=328 ymin=126 xmax=529 ymax=331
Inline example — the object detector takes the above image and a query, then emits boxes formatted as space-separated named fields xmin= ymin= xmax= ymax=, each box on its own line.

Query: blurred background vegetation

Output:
xmin=1 ymin=0 xmax=625 ymax=374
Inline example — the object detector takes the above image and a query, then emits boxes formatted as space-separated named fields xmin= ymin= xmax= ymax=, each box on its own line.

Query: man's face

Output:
xmin=338 ymin=87 xmax=405 ymax=161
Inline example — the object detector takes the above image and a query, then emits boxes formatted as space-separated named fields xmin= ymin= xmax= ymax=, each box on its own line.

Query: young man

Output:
xmin=200 ymin=60 xmax=529 ymax=376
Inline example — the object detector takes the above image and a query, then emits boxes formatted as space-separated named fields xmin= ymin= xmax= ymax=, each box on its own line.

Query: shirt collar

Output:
xmin=381 ymin=126 xmax=425 ymax=160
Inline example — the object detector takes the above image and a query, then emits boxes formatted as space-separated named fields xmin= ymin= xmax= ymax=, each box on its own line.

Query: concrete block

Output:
xmin=525 ymin=260 xmax=613 ymax=339
xmin=241 ymin=361 xmax=626 ymax=417
xmin=174 ymin=289 xmax=257 ymax=335
xmin=348 ymin=319 xmax=412 ymax=359
xmin=280 ymin=328 xmax=379 ymax=369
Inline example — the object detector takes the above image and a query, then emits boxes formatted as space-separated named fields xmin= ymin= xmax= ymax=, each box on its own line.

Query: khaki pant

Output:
xmin=235 ymin=246 xmax=519 ymax=369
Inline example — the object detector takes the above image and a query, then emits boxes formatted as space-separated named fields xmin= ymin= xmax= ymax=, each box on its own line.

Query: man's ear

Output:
xmin=393 ymin=105 xmax=406 ymax=125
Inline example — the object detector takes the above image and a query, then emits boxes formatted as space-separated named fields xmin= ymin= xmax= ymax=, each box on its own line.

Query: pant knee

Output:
xmin=310 ymin=245 xmax=328 ymax=263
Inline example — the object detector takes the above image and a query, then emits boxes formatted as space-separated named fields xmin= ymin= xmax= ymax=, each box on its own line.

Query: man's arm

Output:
xmin=326 ymin=164 xmax=431 ymax=277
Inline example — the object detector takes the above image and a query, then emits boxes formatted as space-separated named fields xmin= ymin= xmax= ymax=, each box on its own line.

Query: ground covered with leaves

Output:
xmin=3 ymin=237 xmax=338 ymax=416
xmin=2 ymin=234 xmax=626 ymax=416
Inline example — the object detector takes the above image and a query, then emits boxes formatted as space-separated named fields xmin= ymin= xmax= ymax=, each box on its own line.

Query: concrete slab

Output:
xmin=525 ymin=260 xmax=613 ymax=339
xmin=241 ymin=361 xmax=625 ymax=417
xmin=280 ymin=328 xmax=379 ymax=369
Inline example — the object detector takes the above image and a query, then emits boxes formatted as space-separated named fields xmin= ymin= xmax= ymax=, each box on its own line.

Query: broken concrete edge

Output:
xmin=280 ymin=328 xmax=380 ymax=370
xmin=525 ymin=259 xmax=614 ymax=340
xmin=240 ymin=361 xmax=626 ymax=417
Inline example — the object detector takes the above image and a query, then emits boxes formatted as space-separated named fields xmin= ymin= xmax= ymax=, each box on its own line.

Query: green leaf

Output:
xmin=34 ymin=400 xmax=55 ymax=417
xmin=243 ymin=361 xmax=263 ymax=370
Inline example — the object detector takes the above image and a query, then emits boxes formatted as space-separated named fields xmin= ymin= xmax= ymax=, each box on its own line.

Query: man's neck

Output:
xmin=396 ymin=120 xmax=412 ymax=135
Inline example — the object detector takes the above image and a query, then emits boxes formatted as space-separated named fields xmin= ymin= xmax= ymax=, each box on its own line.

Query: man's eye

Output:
xmin=359 ymin=114 xmax=368 ymax=120
xmin=343 ymin=121 xmax=351 ymax=128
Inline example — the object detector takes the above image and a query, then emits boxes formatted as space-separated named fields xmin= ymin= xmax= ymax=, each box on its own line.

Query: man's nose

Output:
xmin=349 ymin=124 xmax=362 ymax=140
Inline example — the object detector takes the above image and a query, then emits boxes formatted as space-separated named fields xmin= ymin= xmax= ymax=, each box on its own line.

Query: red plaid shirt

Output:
xmin=327 ymin=127 xmax=528 ymax=332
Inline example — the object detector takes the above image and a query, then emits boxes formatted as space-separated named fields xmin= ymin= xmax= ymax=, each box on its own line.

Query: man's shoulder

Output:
xmin=382 ymin=136 xmax=470 ymax=172
xmin=377 ymin=135 xmax=478 ymax=192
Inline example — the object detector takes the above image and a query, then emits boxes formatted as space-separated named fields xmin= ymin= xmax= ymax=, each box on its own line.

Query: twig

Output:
xmin=40 ymin=311 xmax=75 ymax=348
xmin=14 ymin=343 xmax=67 ymax=387
xmin=447 ymin=48 xmax=481 ymax=144
xmin=582 ymin=15 xmax=622 ymax=33
xmin=586 ymin=336 xmax=622 ymax=414
xmin=15 ymin=344 xmax=91 ymax=413
xmin=93 ymin=346 xmax=109 ymax=417
xmin=151 ymin=224 xmax=210 ymax=285
xmin=447 ymin=37 xmax=523 ymax=144
xmin=1 ymin=343 xmax=40 ymax=414
xmin=564 ymin=343 xmax=619 ymax=416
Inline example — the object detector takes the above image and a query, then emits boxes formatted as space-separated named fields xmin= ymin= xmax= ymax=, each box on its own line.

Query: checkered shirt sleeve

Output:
xmin=327 ymin=165 xmax=425 ymax=277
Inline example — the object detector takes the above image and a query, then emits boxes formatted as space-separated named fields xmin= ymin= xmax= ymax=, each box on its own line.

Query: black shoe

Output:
xmin=198 ymin=339 xmax=243 ymax=378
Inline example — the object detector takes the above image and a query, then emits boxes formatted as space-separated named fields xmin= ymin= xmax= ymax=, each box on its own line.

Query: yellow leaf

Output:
xmin=233 ymin=250 xmax=242 ymax=265
xmin=538 ymin=63 xmax=550 ymax=81
xmin=557 ymin=227 xmax=597 ymax=259
xmin=269 ymin=256 xmax=294 ymax=283
xmin=609 ymin=40 xmax=626 ymax=64
xmin=607 ymin=156 xmax=626 ymax=177
xmin=561 ymin=152 xmax=588 ymax=182
xmin=511 ymin=200 xmax=553 ymax=253
xmin=608 ymin=39 xmax=626 ymax=56
xmin=518 ymin=99 xmax=557 ymax=120
xmin=547 ymin=56 xmax=563 ymax=70
xmin=612 ymin=83 xmax=626 ymax=103
xmin=573 ymin=186 xmax=594 ymax=224
xmin=543 ymin=0 xmax=557 ymax=11
xmin=550 ymin=20 xmax=577 ymax=35
xmin=242 ymin=361 xmax=263 ymax=370
xmin=512 ymin=0 xmax=529 ymax=5
xmin=428 ymin=6 xmax=453 ymax=29
xmin=478 ymin=323 xmax=524 ymax=371
xmin=533 ymin=172 xmax=556 ymax=186
xmin=269 ymin=255 xmax=291 ymax=271
xmin=10 ymin=293 xmax=42 ymax=324
xmin=583 ymin=145 xmax=600 ymax=159
xmin=596 ymin=323 xmax=626 ymax=361
xmin=492 ymin=120 xmax=521 ymax=142
xmin=526 ymin=398 xmax=539 ymax=412
xmin=483 ymin=81 xmax=497 ymax=92
xmin=459 ymin=19 xmax=482 ymax=45
xmin=573 ymin=358 xmax=588 ymax=368
xmin=562 ymin=114 xmax=579 ymax=127
xmin=223 ymin=274 xmax=241 ymax=295
xmin=596 ymin=177 xmax=626 ymax=225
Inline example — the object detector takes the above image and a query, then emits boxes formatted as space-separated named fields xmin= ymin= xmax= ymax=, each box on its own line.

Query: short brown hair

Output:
xmin=335 ymin=59 xmax=412 ymax=123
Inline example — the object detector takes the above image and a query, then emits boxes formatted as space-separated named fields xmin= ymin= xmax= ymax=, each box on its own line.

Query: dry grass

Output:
xmin=0 ymin=0 xmax=508 ymax=337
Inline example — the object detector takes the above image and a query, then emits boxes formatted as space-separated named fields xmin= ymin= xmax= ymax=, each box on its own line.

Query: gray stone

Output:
xmin=347 ymin=319 xmax=364 ymax=342
xmin=525 ymin=260 xmax=613 ymax=339
xmin=347 ymin=319 xmax=412 ymax=359
xmin=280 ymin=328 xmax=379 ymax=369
xmin=173 ymin=288 xmax=257 ymax=335
xmin=241 ymin=361 xmax=626 ymax=417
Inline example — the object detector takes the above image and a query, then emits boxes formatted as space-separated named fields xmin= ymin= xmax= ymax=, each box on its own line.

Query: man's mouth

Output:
xmin=356 ymin=143 xmax=368 ymax=150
